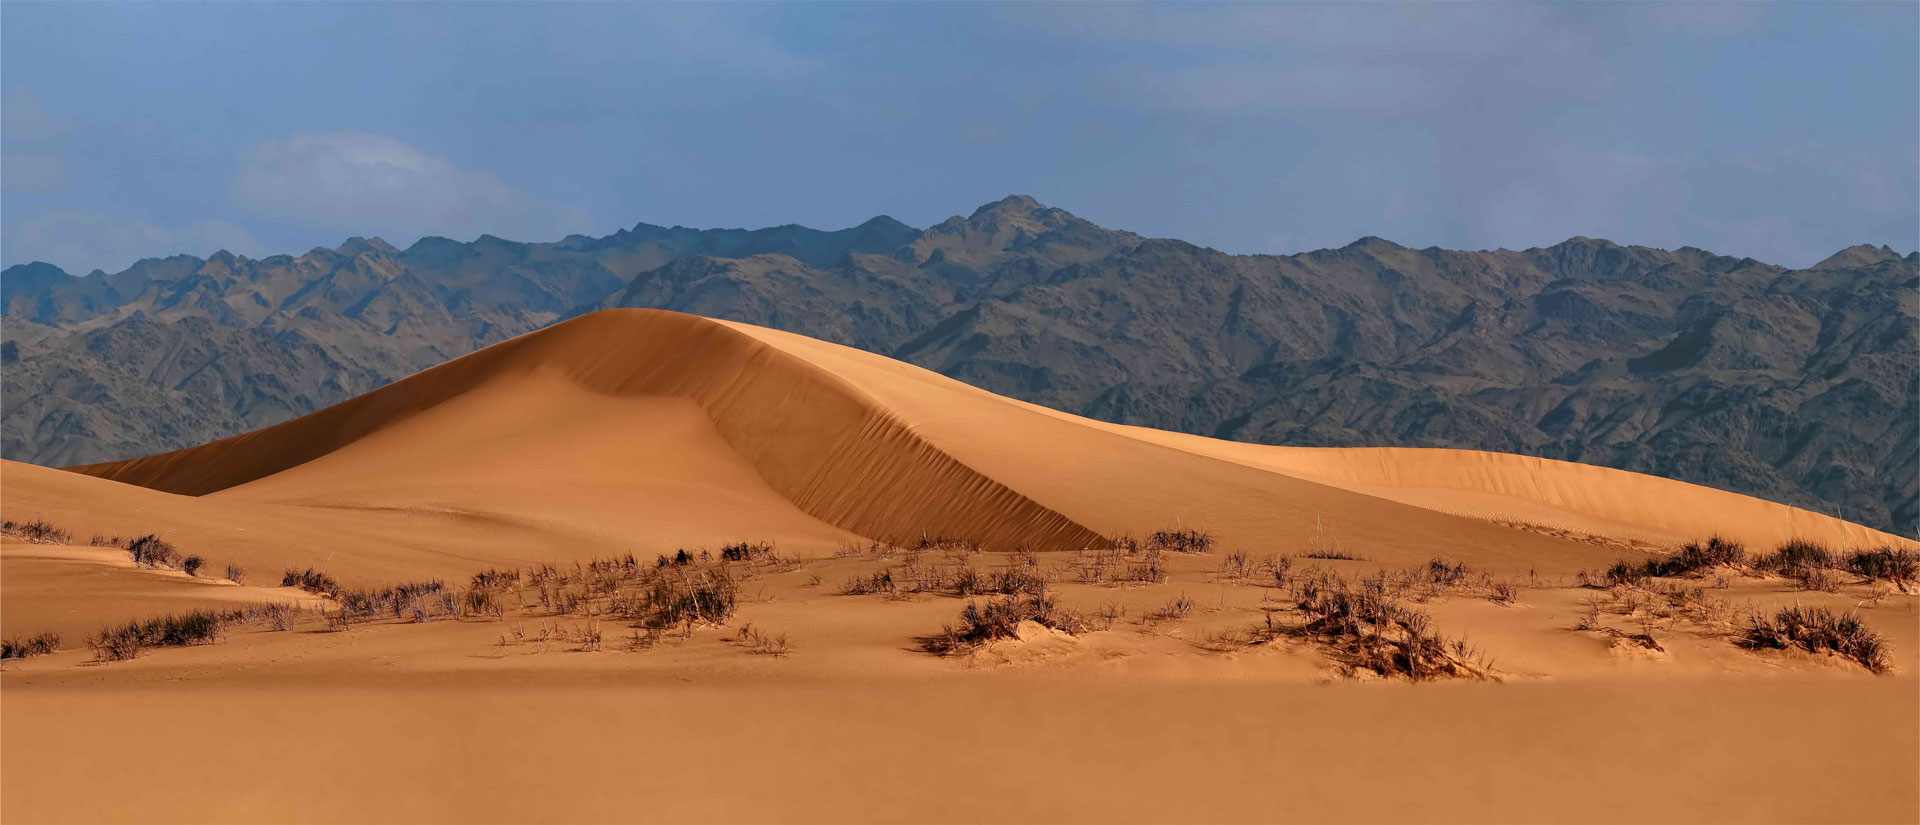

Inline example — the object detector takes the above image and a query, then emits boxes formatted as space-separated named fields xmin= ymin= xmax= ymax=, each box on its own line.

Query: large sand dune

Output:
xmin=8 ymin=309 xmax=1917 ymax=825
xmin=32 ymin=308 xmax=1902 ymax=584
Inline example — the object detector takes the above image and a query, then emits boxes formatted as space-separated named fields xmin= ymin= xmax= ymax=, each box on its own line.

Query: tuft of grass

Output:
xmin=281 ymin=567 xmax=342 ymax=596
xmin=1423 ymin=559 xmax=1469 ymax=587
xmin=1145 ymin=594 xmax=1195 ymax=624
xmin=224 ymin=562 xmax=246 ymax=584
xmin=1488 ymin=580 xmax=1518 ymax=605
xmin=1148 ymin=528 xmax=1215 ymax=554
xmin=718 ymin=541 xmax=774 ymax=562
xmin=2 ymin=632 xmax=61 ymax=660
xmin=1739 ymin=606 xmax=1889 ymax=674
xmin=181 ymin=555 xmax=204 ymax=577
xmin=1299 ymin=550 xmax=1362 ymax=561
xmin=734 ymin=622 xmax=791 ymax=656
xmin=1845 ymin=546 xmax=1918 ymax=591
xmin=88 ymin=610 xmax=225 ymax=661
xmin=1754 ymin=539 xmax=1834 ymax=577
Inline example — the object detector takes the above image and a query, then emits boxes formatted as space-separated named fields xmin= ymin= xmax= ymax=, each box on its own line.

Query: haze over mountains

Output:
xmin=3 ymin=195 xmax=1914 ymax=534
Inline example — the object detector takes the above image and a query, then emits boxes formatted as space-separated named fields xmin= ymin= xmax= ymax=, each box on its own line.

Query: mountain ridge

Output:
xmin=5 ymin=196 xmax=1914 ymax=534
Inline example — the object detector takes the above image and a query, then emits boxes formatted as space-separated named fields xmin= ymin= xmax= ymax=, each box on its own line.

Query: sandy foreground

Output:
xmin=4 ymin=309 xmax=1917 ymax=823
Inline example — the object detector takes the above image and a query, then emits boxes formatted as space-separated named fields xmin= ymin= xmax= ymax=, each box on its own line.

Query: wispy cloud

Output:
xmin=231 ymin=132 xmax=589 ymax=243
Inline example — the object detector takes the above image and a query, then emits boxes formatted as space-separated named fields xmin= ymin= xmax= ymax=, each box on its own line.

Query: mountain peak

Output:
xmin=337 ymin=236 xmax=398 ymax=257
xmin=1812 ymin=243 xmax=1902 ymax=270
xmin=969 ymin=194 xmax=1046 ymax=220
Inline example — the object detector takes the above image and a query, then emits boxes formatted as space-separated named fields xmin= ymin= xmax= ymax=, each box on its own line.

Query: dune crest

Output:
xmin=72 ymin=310 xmax=1103 ymax=551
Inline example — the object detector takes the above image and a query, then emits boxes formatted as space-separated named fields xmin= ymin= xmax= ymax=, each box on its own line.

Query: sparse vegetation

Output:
xmin=1144 ymin=594 xmax=1194 ymax=624
xmin=1148 ymin=528 xmax=1214 ymax=554
xmin=1488 ymin=580 xmax=1518 ymax=605
xmin=127 ymin=534 xmax=179 ymax=568
xmin=181 ymin=555 xmax=204 ymax=577
xmin=1845 ymin=546 xmax=1917 ymax=591
xmin=224 ymin=562 xmax=246 ymax=584
xmin=1299 ymin=550 xmax=1361 ymax=561
xmin=1739 ymin=606 xmax=1889 ymax=674
xmin=1754 ymin=539 xmax=1834 ymax=577
xmin=1285 ymin=572 xmax=1495 ymax=681
xmin=734 ymin=622 xmax=790 ymax=656
xmin=1 ymin=519 xmax=70 ymax=544
xmin=1 ymin=632 xmax=61 ymax=660
xmin=921 ymin=591 xmax=1093 ymax=655
xmin=282 ymin=567 xmax=342 ymax=596
xmin=88 ymin=609 xmax=226 ymax=661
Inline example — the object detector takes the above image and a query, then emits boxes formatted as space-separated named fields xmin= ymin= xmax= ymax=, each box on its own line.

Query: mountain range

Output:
xmin=3 ymin=195 xmax=1914 ymax=534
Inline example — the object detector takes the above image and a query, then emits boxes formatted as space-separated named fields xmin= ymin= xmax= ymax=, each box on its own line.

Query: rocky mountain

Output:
xmin=4 ymin=196 xmax=1914 ymax=533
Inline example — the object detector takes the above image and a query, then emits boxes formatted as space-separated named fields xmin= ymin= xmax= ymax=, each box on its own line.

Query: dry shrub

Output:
xmin=921 ymin=591 xmax=1091 ymax=655
xmin=1739 ymin=606 xmax=1889 ymax=674
xmin=1845 ymin=547 xmax=1918 ymax=591
xmin=1286 ymin=572 xmax=1494 ymax=681
xmin=181 ymin=555 xmax=204 ymax=577
xmin=282 ymin=567 xmax=341 ymax=596
xmin=734 ymin=622 xmax=790 ymax=656
xmin=1423 ymin=558 xmax=1469 ymax=587
xmin=1149 ymin=528 xmax=1215 ymax=554
xmin=1754 ymin=539 xmax=1834 ymax=578
xmin=719 ymin=541 xmax=774 ymax=562
xmin=2 ymin=519 xmax=70 ymax=544
xmin=1 ymin=632 xmax=60 ymax=660
xmin=224 ymin=562 xmax=246 ymax=584
xmin=1145 ymin=594 xmax=1194 ymax=623
xmin=1488 ymin=580 xmax=1518 ymax=605
xmin=1300 ymin=550 xmax=1361 ymax=561
xmin=1220 ymin=549 xmax=1253 ymax=581
xmin=88 ymin=610 xmax=226 ymax=661
xmin=842 ymin=569 xmax=896 ymax=596
xmin=127 ymin=535 xmax=179 ymax=568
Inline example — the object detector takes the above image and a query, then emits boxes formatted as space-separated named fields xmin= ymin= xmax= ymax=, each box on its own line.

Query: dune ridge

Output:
xmin=74 ymin=310 xmax=1104 ymax=551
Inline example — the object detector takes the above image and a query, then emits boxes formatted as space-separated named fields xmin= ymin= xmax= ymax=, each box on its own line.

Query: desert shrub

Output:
xmin=282 ymin=567 xmax=341 ymax=596
xmin=1653 ymin=537 xmax=1746 ymax=577
xmin=1220 ymin=549 xmax=1253 ymax=581
xmin=1424 ymin=559 xmax=1469 ymax=587
xmin=734 ymin=622 xmax=790 ymax=656
xmin=1288 ymin=572 xmax=1493 ymax=681
xmin=1299 ymin=551 xmax=1361 ymax=561
xmin=181 ymin=555 xmax=204 ymax=577
xmin=463 ymin=587 xmax=507 ymax=619
xmin=2 ymin=519 xmax=71 ymax=544
xmin=335 ymin=580 xmax=445 ymax=620
xmin=262 ymin=603 xmax=296 ymax=631
xmin=990 ymin=565 xmax=1051 ymax=595
xmin=1755 ymin=539 xmax=1834 ymax=577
xmin=224 ymin=562 xmax=246 ymax=584
xmin=1489 ymin=580 xmax=1518 ymax=605
xmin=921 ymin=591 xmax=1090 ymax=655
xmin=1739 ymin=606 xmax=1889 ymax=674
xmin=1146 ymin=594 xmax=1194 ymax=623
xmin=1123 ymin=547 xmax=1167 ymax=584
xmin=842 ymin=570 xmax=896 ymax=596
xmin=1790 ymin=566 xmax=1842 ymax=593
xmin=1 ymin=632 xmax=60 ymax=659
xmin=127 ymin=534 xmax=179 ymax=567
xmin=618 ymin=568 xmax=737 ymax=629
xmin=1149 ymin=528 xmax=1215 ymax=554
xmin=719 ymin=541 xmax=774 ymax=562
xmin=88 ymin=609 xmax=226 ymax=661
xmin=470 ymin=568 xmax=520 ymax=590
xmin=1269 ymin=555 xmax=1294 ymax=588
xmin=1603 ymin=560 xmax=1647 ymax=587
xmin=1845 ymin=547 xmax=1918 ymax=590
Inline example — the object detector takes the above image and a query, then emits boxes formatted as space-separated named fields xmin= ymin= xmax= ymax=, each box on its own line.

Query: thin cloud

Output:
xmin=231 ymin=131 xmax=590 ymax=244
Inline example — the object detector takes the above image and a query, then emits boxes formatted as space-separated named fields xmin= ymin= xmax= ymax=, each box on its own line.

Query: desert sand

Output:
xmin=4 ymin=309 xmax=1916 ymax=824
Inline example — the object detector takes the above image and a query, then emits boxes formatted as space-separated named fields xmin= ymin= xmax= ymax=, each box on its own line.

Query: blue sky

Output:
xmin=3 ymin=3 xmax=1913 ymax=274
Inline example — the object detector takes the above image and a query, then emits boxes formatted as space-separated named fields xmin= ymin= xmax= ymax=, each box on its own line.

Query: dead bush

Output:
xmin=1845 ymin=547 xmax=1918 ymax=591
xmin=1739 ymin=606 xmax=1889 ymax=674
xmin=2 ymin=519 xmax=70 ymax=544
xmin=127 ymin=535 xmax=179 ymax=568
xmin=1 ymin=632 xmax=60 ymax=660
xmin=921 ymin=591 xmax=1091 ymax=655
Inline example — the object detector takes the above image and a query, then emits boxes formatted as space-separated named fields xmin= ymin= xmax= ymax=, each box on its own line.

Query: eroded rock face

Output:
xmin=4 ymin=198 xmax=1913 ymax=533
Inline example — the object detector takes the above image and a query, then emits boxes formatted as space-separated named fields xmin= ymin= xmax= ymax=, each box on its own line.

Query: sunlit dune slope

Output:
xmin=56 ymin=309 xmax=1908 ymax=577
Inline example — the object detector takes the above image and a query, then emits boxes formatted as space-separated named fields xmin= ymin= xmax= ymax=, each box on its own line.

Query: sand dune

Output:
xmin=8 ymin=309 xmax=1917 ymax=825
xmin=45 ymin=309 xmax=1904 ymax=579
